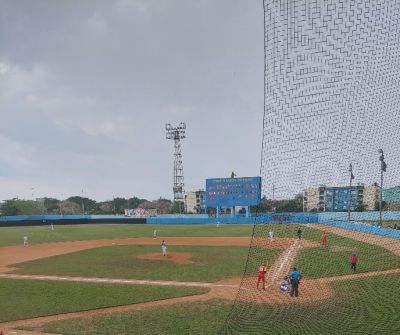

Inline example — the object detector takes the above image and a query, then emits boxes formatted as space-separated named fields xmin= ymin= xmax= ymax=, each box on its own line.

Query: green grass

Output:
xmin=0 ymin=279 xmax=207 ymax=323
xmin=0 ymin=224 xmax=256 ymax=247
xmin=295 ymin=228 xmax=400 ymax=278
xmin=0 ymin=223 xmax=325 ymax=247
xmin=11 ymin=245 xmax=280 ymax=282
xmin=36 ymin=274 xmax=400 ymax=335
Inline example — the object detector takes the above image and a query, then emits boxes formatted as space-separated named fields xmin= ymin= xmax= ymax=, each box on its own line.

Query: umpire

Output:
xmin=289 ymin=267 xmax=302 ymax=297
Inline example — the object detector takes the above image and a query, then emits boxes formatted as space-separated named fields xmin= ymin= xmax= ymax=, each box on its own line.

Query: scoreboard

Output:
xmin=206 ymin=176 xmax=262 ymax=207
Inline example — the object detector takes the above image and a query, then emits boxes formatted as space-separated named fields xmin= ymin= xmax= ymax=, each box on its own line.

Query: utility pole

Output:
xmin=378 ymin=149 xmax=387 ymax=226
xmin=348 ymin=163 xmax=355 ymax=221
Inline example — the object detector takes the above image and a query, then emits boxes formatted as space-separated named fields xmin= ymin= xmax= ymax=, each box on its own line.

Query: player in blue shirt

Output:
xmin=290 ymin=267 xmax=302 ymax=297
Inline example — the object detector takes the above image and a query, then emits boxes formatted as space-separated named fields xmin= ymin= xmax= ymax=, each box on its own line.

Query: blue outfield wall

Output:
xmin=1 ymin=212 xmax=399 ymax=239
xmin=148 ymin=212 xmax=400 ymax=239
xmin=318 ymin=212 xmax=400 ymax=239
xmin=147 ymin=213 xmax=318 ymax=225
xmin=0 ymin=214 xmax=146 ymax=226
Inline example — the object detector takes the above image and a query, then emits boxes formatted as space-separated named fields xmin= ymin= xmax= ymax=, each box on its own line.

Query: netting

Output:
xmin=219 ymin=1 xmax=400 ymax=334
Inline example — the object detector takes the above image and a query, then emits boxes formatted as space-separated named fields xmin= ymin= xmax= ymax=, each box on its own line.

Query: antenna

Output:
xmin=166 ymin=122 xmax=186 ymax=202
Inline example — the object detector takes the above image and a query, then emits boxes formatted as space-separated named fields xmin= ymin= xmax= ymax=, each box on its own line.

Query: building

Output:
xmin=303 ymin=184 xmax=380 ymax=212
xmin=184 ymin=190 xmax=206 ymax=214
xmin=184 ymin=192 xmax=197 ymax=214
xmin=363 ymin=184 xmax=380 ymax=210
xmin=383 ymin=186 xmax=400 ymax=203
xmin=196 ymin=190 xmax=206 ymax=214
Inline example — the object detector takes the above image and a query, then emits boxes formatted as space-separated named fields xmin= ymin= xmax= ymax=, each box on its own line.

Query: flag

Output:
xmin=349 ymin=164 xmax=355 ymax=180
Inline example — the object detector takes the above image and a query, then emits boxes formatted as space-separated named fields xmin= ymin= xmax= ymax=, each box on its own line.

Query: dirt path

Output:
xmin=309 ymin=224 xmax=400 ymax=256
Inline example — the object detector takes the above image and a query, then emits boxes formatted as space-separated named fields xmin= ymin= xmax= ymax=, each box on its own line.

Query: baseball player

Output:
xmin=153 ymin=229 xmax=157 ymax=239
xmin=289 ymin=267 xmax=302 ymax=297
xmin=297 ymin=227 xmax=302 ymax=240
xmin=257 ymin=263 xmax=267 ymax=290
xmin=23 ymin=235 xmax=28 ymax=246
xmin=350 ymin=253 xmax=358 ymax=272
xmin=280 ymin=276 xmax=291 ymax=294
xmin=269 ymin=229 xmax=274 ymax=240
xmin=161 ymin=240 xmax=167 ymax=256
xmin=321 ymin=232 xmax=328 ymax=246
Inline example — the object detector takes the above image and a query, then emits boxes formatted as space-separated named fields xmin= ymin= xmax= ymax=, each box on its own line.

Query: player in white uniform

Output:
xmin=23 ymin=235 xmax=28 ymax=246
xmin=269 ymin=230 xmax=274 ymax=240
xmin=161 ymin=240 xmax=167 ymax=256
xmin=153 ymin=229 xmax=157 ymax=239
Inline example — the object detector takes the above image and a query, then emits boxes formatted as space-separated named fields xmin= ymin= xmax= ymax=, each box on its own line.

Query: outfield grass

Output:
xmin=0 ymin=279 xmax=207 ymax=323
xmin=0 ymin=223 xmax=326 ymax=247
xmin=36 ymin=274 xmax=400 ymax=335
xmin=12 ymin=245 xmax=280 ymax=282
xmin=296 ymin=229 xmax=400 ymax=278
xmin=0 ymin=224 xmax=256 ymax=247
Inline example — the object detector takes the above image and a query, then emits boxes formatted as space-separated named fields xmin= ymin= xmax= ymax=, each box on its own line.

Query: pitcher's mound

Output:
xmin=137 ymin=252 xmax=194 ymax=264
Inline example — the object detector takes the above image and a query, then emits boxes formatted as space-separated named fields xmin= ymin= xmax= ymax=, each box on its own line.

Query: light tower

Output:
xmin=166 ymin=122 xmax=186 ymax=202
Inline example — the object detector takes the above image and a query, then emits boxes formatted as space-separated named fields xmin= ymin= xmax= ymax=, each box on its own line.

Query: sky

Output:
xmin=0 ymin=0 xmax=264 ymax=201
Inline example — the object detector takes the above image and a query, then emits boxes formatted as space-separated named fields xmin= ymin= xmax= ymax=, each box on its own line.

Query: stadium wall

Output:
xmin=0 ymin=214 xmax=146 ymax=227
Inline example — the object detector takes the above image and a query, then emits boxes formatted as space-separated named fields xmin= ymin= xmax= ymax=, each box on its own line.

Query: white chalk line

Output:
xmin=0 ymin=273 xmax=240 ymax=289
xmin=265 ymin=239 xmax=300 ymax=289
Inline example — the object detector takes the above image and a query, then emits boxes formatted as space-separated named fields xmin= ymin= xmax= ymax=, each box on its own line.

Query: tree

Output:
xmin=43 ymin=198 xmax=61 ymax=213
xmin=274 ymin=194 xmax=303 ymax=213
xmin=354 ymin=203 xmax=367 ymax=212
xmin=251 ymin=196 xmax=273 ymax=213
xmin=170 ymin=201 xmax=184 ymax=214
xmin=66 ymin=196 xmax=97 ymax=213
xmin=60 ymin=200 xmax=81 ymax=214
xmin=0 ymin=199 xmax=40 ymax=215
xmin=0 ymin=199 xmax=18 ymax=215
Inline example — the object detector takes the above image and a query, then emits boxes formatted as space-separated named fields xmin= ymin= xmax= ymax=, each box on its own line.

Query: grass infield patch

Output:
xmin=295 ymin=231 xmax=400 ymax=278
xmin=12 ymin=245 xmax=280 ymax=282
xmin=0 ymin=278 xmax=207 ymax=323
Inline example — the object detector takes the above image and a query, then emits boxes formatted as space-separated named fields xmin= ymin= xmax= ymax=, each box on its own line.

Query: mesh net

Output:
xmin=219 ymin=1 xmax=400 ymax=333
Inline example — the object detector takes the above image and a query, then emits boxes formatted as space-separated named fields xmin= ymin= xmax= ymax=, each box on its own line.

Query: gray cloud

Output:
xmin=0 ymin=0 xmax=264 ymax=201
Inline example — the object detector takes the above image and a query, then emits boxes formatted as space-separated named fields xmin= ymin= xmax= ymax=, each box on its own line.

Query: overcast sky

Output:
xmin=0 ymin=0 xmax=264 ymax=201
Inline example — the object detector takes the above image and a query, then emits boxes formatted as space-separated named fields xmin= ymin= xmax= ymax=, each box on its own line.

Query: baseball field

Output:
xmin=0 ymin=223 xmax=399 ymax=334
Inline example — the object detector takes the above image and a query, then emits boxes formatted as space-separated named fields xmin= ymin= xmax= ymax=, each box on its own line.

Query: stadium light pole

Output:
xmin=348 ymin=163 xmax=355 ymax=222
xmin=60 ymin=193 xmax=63 ymax=215
xmin=81 ymin=189 xmax=85 ymax=215
xmin=378 ymin=149 xmax=387 ymax=227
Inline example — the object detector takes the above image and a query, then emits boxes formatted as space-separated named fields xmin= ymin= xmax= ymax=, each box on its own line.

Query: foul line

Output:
xmin=0 ymin=273 xmax=240 ymax=289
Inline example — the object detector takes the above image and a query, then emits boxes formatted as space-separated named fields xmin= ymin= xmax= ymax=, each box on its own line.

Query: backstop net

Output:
xmin=219 ymin=1 xmax=400 ymax=334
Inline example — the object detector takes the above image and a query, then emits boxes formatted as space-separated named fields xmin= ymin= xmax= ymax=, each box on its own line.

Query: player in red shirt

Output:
xmin=257 ymin=263 xmax=267 ymax=290
xmin=321 ymin=232 xmax=328 ymax=246
xmin=350 ymin=253 xmax=358 ymax=272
